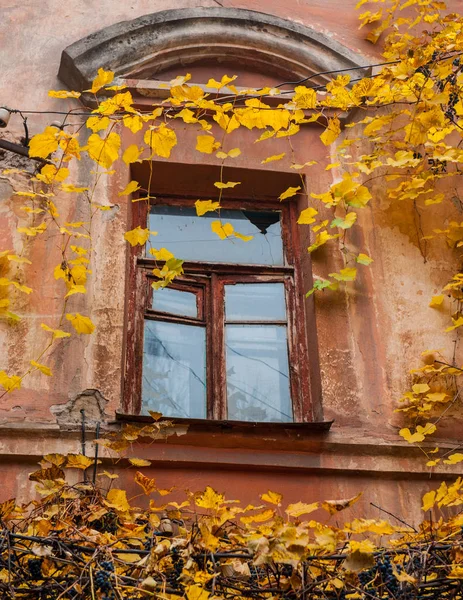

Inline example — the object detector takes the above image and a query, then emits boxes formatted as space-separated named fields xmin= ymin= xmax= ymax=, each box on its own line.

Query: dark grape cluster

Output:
xmin=248 ymin=565 xmax=259 ymax=586
xmin=378 ymin=555 xmax=399 ymax=596
xmin=416 ymin=65 xmax=431 ymax=77
xmin=94 ymin=566 xmax=113 ymax=594
xmin=144 ymin=538 xmax=152 ymax=551
xmin=281 ymin=564 xmax=293 ymax=577
xmin=28 ymin=557 xmax=43 ymax=580
xmin=167 ymin=547 xmax=184 ymax=590
xmin=96 ymin=511 xmax=118 ymax=534
xmin=358 ymin=565 xmax=376 ymax=589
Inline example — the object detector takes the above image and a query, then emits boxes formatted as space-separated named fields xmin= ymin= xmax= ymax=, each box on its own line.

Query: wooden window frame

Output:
xmin=123 ymin=196 xmax=315 ymax=422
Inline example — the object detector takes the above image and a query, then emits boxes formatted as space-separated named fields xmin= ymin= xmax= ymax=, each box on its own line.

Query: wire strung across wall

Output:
xmin=2 ymin=52 xmax=461 ymax=120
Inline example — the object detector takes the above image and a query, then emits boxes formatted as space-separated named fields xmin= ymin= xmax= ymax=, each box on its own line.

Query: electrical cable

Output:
xmin=0 ymin=52 xmax=460 ymax=120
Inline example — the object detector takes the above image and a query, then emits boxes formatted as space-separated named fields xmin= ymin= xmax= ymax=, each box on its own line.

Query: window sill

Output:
xmin=114 ymin=411 xmax=332 ymax=435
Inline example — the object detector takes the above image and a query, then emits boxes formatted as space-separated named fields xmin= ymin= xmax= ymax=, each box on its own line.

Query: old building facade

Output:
xmin=0 ymin=0 xmax=461 ymax=523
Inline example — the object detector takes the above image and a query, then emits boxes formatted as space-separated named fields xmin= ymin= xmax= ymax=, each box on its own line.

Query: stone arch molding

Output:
xmin=58 ymin=8 xmax=368 ymax=92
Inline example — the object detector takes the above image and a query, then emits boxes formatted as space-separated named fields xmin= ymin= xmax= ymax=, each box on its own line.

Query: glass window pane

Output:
xmin=225 ymin=283 xmax=286 ymax=321
xmin=149 ymin=206 xmax=284 ymax=265
xmin=152 ymin=287 xmax=198 ymax=318
xmin=142 ymin=320 xmax=206 ymax=418
xmin=225 ymin=325 xmax=292 ymax=423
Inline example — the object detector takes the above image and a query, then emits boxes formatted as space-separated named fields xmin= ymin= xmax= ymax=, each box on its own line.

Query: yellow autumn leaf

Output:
xmin=308 ymin=230 xmax=341 ymax=252
xmin=0 ymin=371 xmax=21 ymax=392
xmin=186 ymin=584 xmax=210 ymax=600
xmin=89 ymin=67 xmax=114 ymax=94
xmin=448 ymin=565 xmax=463 ymax=579
xmin=149 ymin=248 xmax=174 ymax=261
xmin=331 ymin=212 xmax=357 ymax=229
xmin=195 ymin=486 xmax=225 ymax=510
xmin=345 ymin=518 xmax=395 ymax=535
xmin=211 ymin=221 xmax=234 ymax=239
xmin=144 ymin=124 xmax=177 ymax=158
xmin=196 ymin=135 xmax=220 ymax=154
xmin=48 ymin=90 xmax=81 ymax=99
xmin=118 ymin=180 xmax=140 ymax=196
xmin=285 ymin=501 xmax=319 ymax=517
xmin=86 ymin=116 xmax=110 ymax=132
xmin=129 ymin=458 xmax=152 ymax=467
xmin=260 ymin=490 xmax=282 ymax=506
xmin=124 ymin=226 xmax=151 ymax=246
xmin=214 ymin=181 xmax=241 ymax=189
xmin=420 ymin=418 xmax=439 ymax=438
xmin=30 ymin=361 xmax=52 ymax=377
xmin=320 ymin=117 xmax=341 ymax=145
xmin=347 ymin=539 xmax=376 ymax=554
xmin=7 ymin=255 xmax=31 ymax=265
xmin=199 ymin=524 xmax=220 ymax=550
xmin=206 ymin=75 xmax=237 ymax=89
xmin=234 ymin=231 xmax=253 ymax=242
xmin=322 ymin=493 xmax=362 ymax=515
xmin=429 ymin=294 xmax=444 ymax=308
xmin=64 ymin=285 xmax=86 ymax=298
xmin=293 ymin=85 xmax=317 ymax=109
xmin=399 ymin=422 xmax=436 ymax=443
xmin=61 ymin=184 xmax=89 ymax=193
xmin=298 ymin=207 xmax=318 ymax=225
xmin=279 ymin=186 xmax=301 ymax=201
xmin=356 ymin=253 xmax=373 ymax=265
xmin=446 ymin=316 xmax=463 ymax=332
xmin=443 ymin=453 xmax=463 ymax=465
xmin=291 ymin=161 xmax=317 ymax=169
xmin=87 ymin=132 xmax=121 ymax=169
xmin=134 ymin=471 xmax=157 ymax=495
xmin=195 ymin=200 xmax=220 ymax=216
xmin=65 ymin=313 xmax=95 ymax=335
xmin=422 ymin=490 xmax=436 ymax=511
xmin=98 ymin=471 xmax=119 ymax=480
xmin=28 ymin=126 xmax=59 ymax=159
xmin=0 ymin=277 xmax=32 ymax=293
xmin=66 ymin=454 xmax=94 ymax=470
xmin=329 ymin=267 xmax=357 ymax=282
xmin=105 ymin=488 xmax=131 ymax=513
xmin=174 ymin=108 xmax=198 ymax=124
xmin=412 ymin=383 xmax=430 ymax=394
xmin=240 ymin=509 xmax=275 ymax=524
xmin=399 ymin=428 xmax=425 ymax=443
xmin=123 ymin=114 xmax=144 ymax=133
xmin=122 ymin=144 xmax=143 ymax=165
xmin=41 ymin=323 xmax=71 ymax=339
xmin=42 ymin=453 xmax=67 ymax=467
xmin=261 ymin=153 xmax=286 ymax=164
xmin=216 ymin=147 xmax=241 ymax=159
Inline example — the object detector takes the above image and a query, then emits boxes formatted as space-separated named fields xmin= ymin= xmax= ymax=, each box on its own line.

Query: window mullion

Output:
xmin=209 ymin=274 xmax=227 ymax=420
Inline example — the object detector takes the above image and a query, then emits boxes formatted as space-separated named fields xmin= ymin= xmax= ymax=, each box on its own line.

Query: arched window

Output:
xmin=59 ymin=8 xmax=366 ymax=424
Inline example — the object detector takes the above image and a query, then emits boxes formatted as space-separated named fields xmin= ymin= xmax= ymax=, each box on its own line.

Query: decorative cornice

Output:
xmin=58 ymin=8 xmax=369 ymax=92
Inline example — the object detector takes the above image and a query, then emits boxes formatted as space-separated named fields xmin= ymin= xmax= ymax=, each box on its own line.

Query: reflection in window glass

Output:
xmin=152 ymin=287 xmax=198 ymax=318
xmin=149 ymin=206 xmax=283 ymax=265
xmin=225 ymin=325 xmax=292 ymax=422
xmin=225 ymin=283 xmax=286 ymax=321
xmin=142 ymin=320 xmax=206 ymax=418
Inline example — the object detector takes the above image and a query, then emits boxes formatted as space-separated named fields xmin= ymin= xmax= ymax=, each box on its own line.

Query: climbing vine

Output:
xmin=1 ymin=0 xmax=463 ymax=595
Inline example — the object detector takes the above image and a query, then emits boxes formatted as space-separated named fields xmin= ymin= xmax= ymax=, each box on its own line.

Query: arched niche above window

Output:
xmin=58 ymin=7 xmax=368 ymax=95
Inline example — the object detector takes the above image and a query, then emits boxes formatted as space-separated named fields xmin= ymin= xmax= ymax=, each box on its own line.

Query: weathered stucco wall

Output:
xmin=0 ymin=0 xmax=462 ymax=521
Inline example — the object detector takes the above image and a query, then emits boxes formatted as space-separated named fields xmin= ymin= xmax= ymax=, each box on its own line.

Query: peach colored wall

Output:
xmin=0 ymin=1 xmax=462 ymax=522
